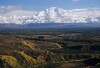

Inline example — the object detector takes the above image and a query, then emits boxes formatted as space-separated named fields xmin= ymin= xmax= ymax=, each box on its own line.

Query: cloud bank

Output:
xmin=0 ymin=6 xmax=100 ymax=24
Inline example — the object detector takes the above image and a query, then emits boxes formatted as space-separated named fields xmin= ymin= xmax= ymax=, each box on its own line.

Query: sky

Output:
xmin=0 ymin=0 xmax=100 ymax=10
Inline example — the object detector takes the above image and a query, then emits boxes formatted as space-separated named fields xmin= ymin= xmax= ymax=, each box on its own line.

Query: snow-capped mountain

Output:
xmin=0 ymin=7 xmax=100 ymax=24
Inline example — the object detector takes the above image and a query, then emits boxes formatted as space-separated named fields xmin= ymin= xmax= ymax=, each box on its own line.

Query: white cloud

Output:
xmin=72 ymin=0 xmax=80 ymax=2
xmin=0 ymin=6 xmax=20 ymax=14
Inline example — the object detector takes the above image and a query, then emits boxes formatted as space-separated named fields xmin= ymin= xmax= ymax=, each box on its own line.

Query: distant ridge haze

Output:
xmin=0 ymin=23 xmax=100 ymax=29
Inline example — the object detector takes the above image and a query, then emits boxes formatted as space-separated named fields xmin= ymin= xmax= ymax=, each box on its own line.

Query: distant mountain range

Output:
xmin=0 ymin=23 xmax=100 ymax=28
xmin=0 ymin=7 xmax=100 ymax=24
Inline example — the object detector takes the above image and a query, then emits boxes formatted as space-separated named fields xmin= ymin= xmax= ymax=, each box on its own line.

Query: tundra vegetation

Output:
xmin=0 ymin=27 xmax=100 ymax=68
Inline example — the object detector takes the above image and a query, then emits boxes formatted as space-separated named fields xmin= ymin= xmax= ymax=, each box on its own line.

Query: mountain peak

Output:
xmin=0 ymin=7 xmax=100 ymax=24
